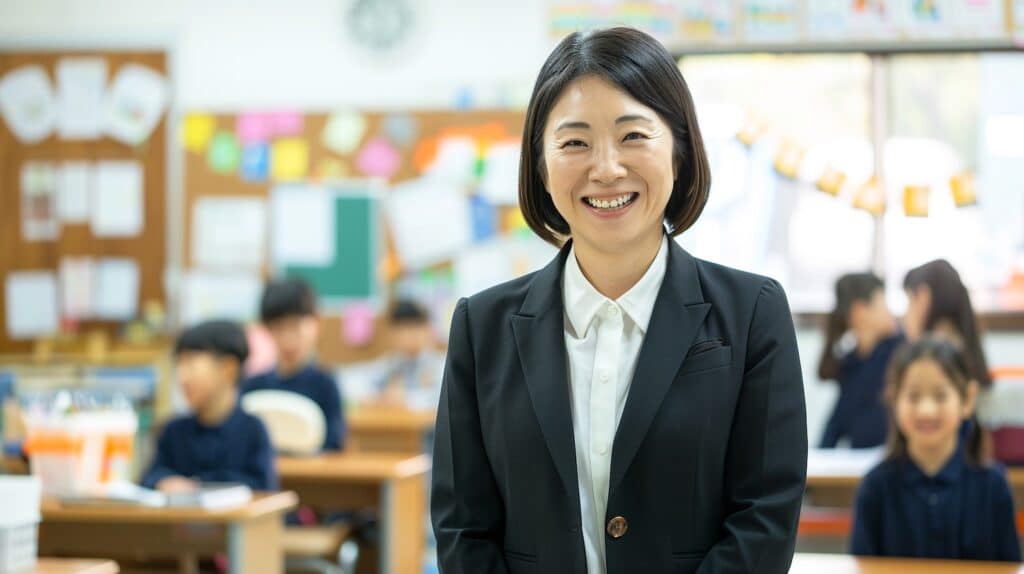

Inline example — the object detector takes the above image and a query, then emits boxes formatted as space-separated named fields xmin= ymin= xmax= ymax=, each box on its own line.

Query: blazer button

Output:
xmin=606 ymin=516 xmax=628 ymax=539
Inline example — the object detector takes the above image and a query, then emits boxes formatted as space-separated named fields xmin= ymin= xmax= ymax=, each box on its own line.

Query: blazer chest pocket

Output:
xmin=678 ymin=341 xmax=731 ymax=376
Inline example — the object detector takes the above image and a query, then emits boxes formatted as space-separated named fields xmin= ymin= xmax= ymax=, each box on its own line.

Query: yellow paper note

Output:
xmin=182 ymin=114 xmax=216 ymax=153
xmin=853 ymin=178 xmax=886 ymax=216
xmin=903 ymin=185 xmax=930 ymax=217
xmin=773 ymin=140 xmax=804 ymax=180
xmin=816 ymin=167 xmax=846 ymax=196
xmin=271 ymin=138 xmax=310 ymax=181
xmin=949 ymin=172 xmax=977 ymax=207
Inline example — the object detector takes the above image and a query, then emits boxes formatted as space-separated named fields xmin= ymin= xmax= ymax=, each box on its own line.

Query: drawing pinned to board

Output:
xmin=193 ymin=197 xmax=267 ymax=270
xmin=271 ymin=138 xmax=310 ymax=181
xmin=0 ymin=65 xmax=57 ymax=143
xmin=183 ymin=113 xmax=217 ymax=153
xmin=92 ymin=161 xmax=144 ymax=237
xmin=56 ymin=58 xmax=107 ymax=140
xmin=208 ymin=131 xmax=241 ymax=174
xmin=20 ymin=162 xmax=59 ymax=241
xmin=356 ymin=137 xmax=401 ymax=179
xmin=57 ymin=161 xmax=93 ymax=223
xmin=478 ymin=141 xmax=521 ymax=205
xmin=5 ymin=271 xmax=59 ymax=339
xmin=241 ymin=143 xmax=270 ymax=182
xmin=470 ymin=194 xmax=497 ymax=241
xmin=104 ymin=64 xmax=168 ymax=145
xmin=382 ymin=113 xmax=418 ymax=148
xmin=181 ymin=271 xmax=262 ymax=326
xmin=322 ymin=111 xmax=367 ymax=155
xmin=93 ymin=258 xmax=140 ymax=320
xmin=271 ymin=186 xmax=336 ymax=267
xmin=387 ymin=179 xmax=472 ymax=269
xmin=341 ymin=303 xmax=376 ymax=346
xmin=59 ymin=257 xmax=95 ymax=319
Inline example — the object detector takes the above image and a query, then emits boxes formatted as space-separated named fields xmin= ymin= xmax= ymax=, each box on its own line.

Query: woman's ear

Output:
xmin=962 ymin=379 xmax=980 ymax=418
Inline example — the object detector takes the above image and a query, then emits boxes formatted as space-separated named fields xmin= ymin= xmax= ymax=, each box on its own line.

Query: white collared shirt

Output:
xmin=561 ymin=235 xmax=669 ymax=574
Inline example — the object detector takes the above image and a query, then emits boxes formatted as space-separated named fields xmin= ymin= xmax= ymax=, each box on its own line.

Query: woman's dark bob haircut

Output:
xmin=518 ymin=27 xmax=711 ymax=246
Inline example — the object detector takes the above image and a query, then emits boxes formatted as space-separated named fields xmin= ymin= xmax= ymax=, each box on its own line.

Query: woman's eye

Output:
xmin=623 ymin=132 xmax=647 ymax=141
xmin=562 ymin=139 xmax=586 ymax=148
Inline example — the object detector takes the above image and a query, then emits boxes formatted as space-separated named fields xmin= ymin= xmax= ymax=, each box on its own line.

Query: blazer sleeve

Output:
xmin=697 ymin=279 xmax=808 ymax=574
xmin=431 ymin=298 xmax=509 ymax=574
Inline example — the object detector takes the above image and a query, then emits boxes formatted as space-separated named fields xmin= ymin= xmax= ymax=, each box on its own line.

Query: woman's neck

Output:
xmin=907 ymin=436 xmax=958 ymax=477
xmin=573 ymin=228 xmax=664 ymax=300
xmin=855 ymin=320 xmax=897 ymax=357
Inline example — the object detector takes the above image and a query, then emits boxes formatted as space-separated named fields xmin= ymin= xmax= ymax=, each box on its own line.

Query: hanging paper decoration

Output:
xmin=816 ymin=166 xmax=846 ymax=196
xmin=950 ymin=171 xmax=978 ymax=207
xmin=903 ymin=184 xmax=930 ymax=217
xmin=773 ymin=140 xmax=805 ymax=179
xmin=853 ymin=177 xmax=887 ymax=216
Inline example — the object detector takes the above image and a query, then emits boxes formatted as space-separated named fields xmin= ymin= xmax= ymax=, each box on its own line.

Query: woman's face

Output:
xmin=542 ymin=75 xmax=677 ymax=256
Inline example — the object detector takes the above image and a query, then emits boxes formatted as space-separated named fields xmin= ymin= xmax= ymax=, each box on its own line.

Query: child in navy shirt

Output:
xmin=818 ymin=273 xmax=904 ymax=448
xmin=142 ymin=320 xmax=277 ymax=492
xmin=850 ymin=337 xmax=1020 ymax=561
xmin=243 ymin=278 xmax=346 ymax=451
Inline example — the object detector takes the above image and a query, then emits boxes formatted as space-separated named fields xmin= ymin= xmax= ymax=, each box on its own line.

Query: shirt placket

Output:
xmin=589 ymin=301 xmax=622 ymax=529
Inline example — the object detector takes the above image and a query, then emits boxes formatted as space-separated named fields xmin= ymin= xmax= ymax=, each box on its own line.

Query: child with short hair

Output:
xmin=850 ymin=337 xmax=1020 ymax=561
xmin=243 ymin=278 xmax=345 ymax=451
xmin=142 ymin=320 xmax=277 ymax=492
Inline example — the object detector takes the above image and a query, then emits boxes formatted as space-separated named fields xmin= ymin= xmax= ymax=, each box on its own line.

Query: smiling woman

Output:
xmin=432 ymin=27 xmax=807 ymax=574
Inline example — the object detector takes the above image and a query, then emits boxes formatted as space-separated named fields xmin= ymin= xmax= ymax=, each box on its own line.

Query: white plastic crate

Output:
xmin=0 ymin=523 xmax=37 ymax=574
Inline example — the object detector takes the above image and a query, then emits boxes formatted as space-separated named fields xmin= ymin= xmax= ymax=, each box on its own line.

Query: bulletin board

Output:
xmin=0 ymin=51 xmax=168 ymax=355
xmin=182 ymin=110 xmax=525 ymax=364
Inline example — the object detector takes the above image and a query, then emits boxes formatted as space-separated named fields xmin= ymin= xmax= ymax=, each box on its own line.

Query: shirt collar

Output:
xmin=562 ymin=234 xmax=669 ymax=339
xmin=901 ymin=443 xmax=966 ymax=487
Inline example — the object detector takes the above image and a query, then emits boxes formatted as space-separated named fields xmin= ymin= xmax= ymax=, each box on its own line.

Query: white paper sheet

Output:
xmin=0 ymin=65 xmax=57 ymax=143
xmin=104 ymin=64 xmax=168 ymax=145
xmin=270 ymin=186 xmax=335 ymax=267
xmin=479 ymin=142 xmax=521 ymax=205
xmin=57 ymin=161 xmax=93 ymax=223
xmin=180 ymin=272 xmax=262 ymax=326
xmin=5 ymin=271 xmax=59 ymax=339
xmin=193 ymin=197 xmax=267 ymax=270
xmin=387 ymin=179 xmax=472 ymax=269
xmin=20 ymin=162 xmax=59 ymax=241
xmin=424 ymin=136 xmax=477 ymax=185
xmin=92 ymin=161 xmax=143 ymax=237
xmin=93 ymin=258 xmax=139 ymax=320
xmin=56 ymin=58 xmax=107 ymax=140
xmin=59 ymin=257 xmax=95 ymax=319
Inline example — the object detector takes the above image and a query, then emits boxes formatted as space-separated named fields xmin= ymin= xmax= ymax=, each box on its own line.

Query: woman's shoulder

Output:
xmin=689 ymin=254 xmax=787 ymax=312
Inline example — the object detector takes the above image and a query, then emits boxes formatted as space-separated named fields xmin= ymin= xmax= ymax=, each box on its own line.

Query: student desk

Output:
xmin=347 ymin=406 xmax=435 ymax=453
xmin=277 ymin=452 xmax=431 ymax=574
xmin=790 ymin=553 xmax=1024 ymax=573
xmin=37 ymin=491 xmax=297 ymax=574
xmin=27 ymin=559 xmax=119 ymax=574
xmin=805 ymin=467 xmax=1024 ymax=507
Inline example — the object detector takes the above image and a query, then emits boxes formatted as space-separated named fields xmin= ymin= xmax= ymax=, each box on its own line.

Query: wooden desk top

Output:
xmin=807 ymin=467 xmax=1024 ymax=489
xmin=348 ymin=406 xmax=435 ymax=432
xmin=278 ymin=452 xmax=431 ymax=481
xmin=26 ymin=559 xmax=119 ymax=574
xmin=791 ymin=553 xmax=1024 ymax=573
xmin=41 ymin=491 xmax=297 ymax=524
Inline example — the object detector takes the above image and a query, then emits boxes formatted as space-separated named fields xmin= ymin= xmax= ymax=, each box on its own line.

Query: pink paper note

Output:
xmin=236 ymin=113 xmax=273 ymax=145
xmin=270 ymin=111 xmax=304 ymax=136
xmin=342 ymin=303 xmax=376 ymax=347
xmin=244 ymin=323 xmax=279 ymax=376
xmin=356 ymin=137 xmax=401 ymax=179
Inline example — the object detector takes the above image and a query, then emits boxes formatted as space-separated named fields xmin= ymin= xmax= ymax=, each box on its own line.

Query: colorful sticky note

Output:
xmin=236 ymin=112 xmax=273 ymax=145
xmin=207 ymin=131 xmax=241 ymax=174
xmin=950 ymin=172 xmax=977 ymax=207
xmin=853 ymin=178 xmax=886 ymax=216
xmin=356 ymin=137 xmax=401 ymax=179
xmin=383 ymin=113 xmax=418 ymax=148
xmin=240 ymin=143 xmax=270 ymax=182
xmin=322 ymin=111 xmax=366 ymax=155
xmin=816 ymin=167 xmax=846 ymax=196
xmin=271 ymin=138 xmax=310 ymax=181
xmin=773 ymin=140 xmax=804 ymax=179
xmin=270 ymin=111 xmax=303 ymax=136
xmin=903 ymin=185 xmax=930 ymax=217
xmin=314 ymin=157 xmax=349 ymax=181
xmin=342 ymin=303 xmax=376 ymax=347
xmin=182 ymin=114 xmax=216 ymax=153
xmin=470 ymin=195 xmax=497 ymax=241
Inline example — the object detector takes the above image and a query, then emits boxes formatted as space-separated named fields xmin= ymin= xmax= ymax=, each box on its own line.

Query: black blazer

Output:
xmin=432 ymin=239 xmax=808 ymax=574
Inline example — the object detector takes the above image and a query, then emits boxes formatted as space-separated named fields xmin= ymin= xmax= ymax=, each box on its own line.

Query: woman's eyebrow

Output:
xmin=555 ymin=120 xmax=590 ymax=132
xmin=616 ymin=114 xmax=653 ymax=124
xmin=555 ymin=115 xmax=653 ymax=132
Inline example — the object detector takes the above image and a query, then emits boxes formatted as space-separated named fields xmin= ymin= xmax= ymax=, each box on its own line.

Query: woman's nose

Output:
xmin=590 ymin=143 xmax=628 ymax=184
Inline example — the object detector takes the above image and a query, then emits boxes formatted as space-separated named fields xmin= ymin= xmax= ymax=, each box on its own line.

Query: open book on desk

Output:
xmin=60 ymin=481 xmax=253 ymax=510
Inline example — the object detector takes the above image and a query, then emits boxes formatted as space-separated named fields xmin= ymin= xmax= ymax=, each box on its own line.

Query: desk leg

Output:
xmin=383 ymin=475 xmax=426 ymax=574
xmin=227 ymin=515 xmax=283 ymax=574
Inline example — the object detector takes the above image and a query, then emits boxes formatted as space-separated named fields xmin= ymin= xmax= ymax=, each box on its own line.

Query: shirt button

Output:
xmin=597 ymin=444 xmax=609 ymax=455
xmin=606 ymin=304 xmax=619 ymax=318
xmin=600 ymin=371 xmax=610 ymax=383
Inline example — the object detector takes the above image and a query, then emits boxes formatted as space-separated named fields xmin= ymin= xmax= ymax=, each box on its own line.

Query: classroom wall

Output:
xmin=0 ymin=0 xmax=550 ymax=109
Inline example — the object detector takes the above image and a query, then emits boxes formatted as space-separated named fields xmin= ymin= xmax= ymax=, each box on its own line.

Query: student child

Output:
xmin=243 ymin=278 xmax=345 ymax=451
xmin=373 ymin=299 xmax=444 ymax=410
xmin=818 ymin=272 xmax=904 ymax=449
xmin=141 ymin=320 xmax=277 ymax=492
xmin=903 ymin=259 xmax=992 ymax=388
xmin=850 ymin=337 xmax=1021 ymax=562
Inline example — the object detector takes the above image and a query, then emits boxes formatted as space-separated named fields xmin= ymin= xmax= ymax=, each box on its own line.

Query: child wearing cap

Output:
xmin=141 ymin=320 xmax=277 ymax=492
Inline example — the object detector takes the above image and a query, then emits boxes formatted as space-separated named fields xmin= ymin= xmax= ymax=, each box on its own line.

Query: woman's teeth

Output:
xmin=585 ymin=193 xmax=635 ymax=210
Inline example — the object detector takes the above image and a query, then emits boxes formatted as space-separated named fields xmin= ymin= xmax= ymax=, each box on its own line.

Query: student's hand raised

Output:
xmin=155 ymin=476 xmax=198 ymax=493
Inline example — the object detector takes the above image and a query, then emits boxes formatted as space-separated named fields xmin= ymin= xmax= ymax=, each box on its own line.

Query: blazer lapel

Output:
xmin=608 ymin=241 xmax=710 ymax=497
xmin=511 ymin=242 xmax=580 ymax=501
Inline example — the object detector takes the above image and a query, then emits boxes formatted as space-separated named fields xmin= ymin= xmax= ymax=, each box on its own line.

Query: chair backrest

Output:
xmin=241 ymin=390 xmax=325 ymax=455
